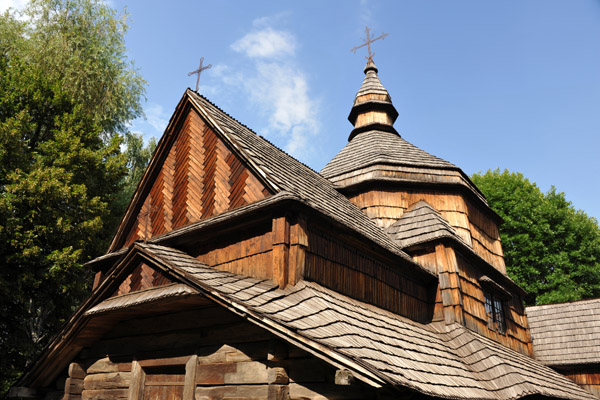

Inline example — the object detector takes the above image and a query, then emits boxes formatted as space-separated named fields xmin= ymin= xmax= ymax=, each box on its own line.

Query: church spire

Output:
xmin=347 ymin=59 xmax=399 ymax=141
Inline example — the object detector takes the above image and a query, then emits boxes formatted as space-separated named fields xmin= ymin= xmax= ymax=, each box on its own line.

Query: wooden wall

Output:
xmin=304 ymin=224 xmax=433 ymax=323
xmin=113 ymin=262 xmax=173 ymax=297
xmin=455 ymin=251 xmax=531 ymax=355
xmin=121 ymin=110 xmax=270 ymax=248
xmin=346 ymin=188 xmax=506 ymax=274
xmin=560 ymin=368 xmax=600 ymax=398
xmin=193 ymin=222 xmax=275 ymax=281
xmin=413 ymin=243 xmax=532 ymax=356
xmin=46 ymin=305 xmax=393 ymax=400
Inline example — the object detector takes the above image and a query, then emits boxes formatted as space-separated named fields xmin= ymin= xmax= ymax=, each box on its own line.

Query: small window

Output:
xmin=484 ymin=290 xmax=506 ymax=334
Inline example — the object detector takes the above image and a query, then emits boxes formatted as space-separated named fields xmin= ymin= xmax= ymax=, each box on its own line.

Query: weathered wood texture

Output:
xmin=112 ymin=262 xmax=173 ymax=297
xmin=121 ymin=110 xmax=269 ymax=248
xmin=193 ymin=222 xmax=274 ymax=281
xmin=526 ymin=298 xmax=600 ymax=367
xmin=455 ymin=248 xmax=531 ymax=355
xmin=346 ymin=188 xmax=506 ymax=273
xmin=415 ymin=245 xmax=532 ymax=356
xmin=561 ymin=368 xmax=600 ymax=398
xmin=62 ymin=306 xmax=383 ymax=400
xmin=190 ymin=214 xmax=307 ymax=288
xmin=304 ymin=225 xmax=432 ymax=323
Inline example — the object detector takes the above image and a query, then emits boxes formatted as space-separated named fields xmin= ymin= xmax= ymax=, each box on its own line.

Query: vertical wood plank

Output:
xmin=128 ymin=361 xmax=145 ymax=400
xmin=183 ymin=355 xmax=198 ymax=400
xmin=272 ymin=216 xmax=290 ymax=288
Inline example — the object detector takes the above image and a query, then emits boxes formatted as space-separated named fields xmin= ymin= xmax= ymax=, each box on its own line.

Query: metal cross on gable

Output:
xmin=350 ymin=26 xmax=388 ymax=62
xmin=188 ymin=56 xmax=212 ymax=92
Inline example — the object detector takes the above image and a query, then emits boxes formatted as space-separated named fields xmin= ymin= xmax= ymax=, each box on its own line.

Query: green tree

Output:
xmin=114 ymin=132 xmax=157 ymax=214
xmin=471 ymin=169 xmax=600 ymax=305
xmin=0 ymin=0 xmax=145 ymax=392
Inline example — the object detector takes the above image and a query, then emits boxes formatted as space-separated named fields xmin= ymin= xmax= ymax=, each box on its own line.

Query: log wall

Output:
xmin=192 ymin=214 xmax=307 ymax=289
xmin=346 ymin=188 xmax=506 ymax=273
xmin=121 ymin=110 xmax=270 ymax=248
xmin=304 ymin=225 xmax=433 ymax=323
xmin=49 ymin=306 xmax=393 ymax=400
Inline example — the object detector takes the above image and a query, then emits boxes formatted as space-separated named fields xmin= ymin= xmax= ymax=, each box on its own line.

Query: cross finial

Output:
xmin=188 ymin=57 xmax=212 ymax=92
xmin=350 ymin=26 xmax=388 ymax=62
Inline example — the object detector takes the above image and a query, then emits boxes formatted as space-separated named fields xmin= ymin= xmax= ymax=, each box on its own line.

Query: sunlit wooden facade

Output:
xmin=9 ymin=61 xmax=597 ymax=400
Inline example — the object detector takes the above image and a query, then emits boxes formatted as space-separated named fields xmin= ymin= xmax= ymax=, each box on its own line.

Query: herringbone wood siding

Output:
xmin=123 ymin=110 xmax=269 ymax=247
xmin=113 ymin=262 xmax=173 ymax=297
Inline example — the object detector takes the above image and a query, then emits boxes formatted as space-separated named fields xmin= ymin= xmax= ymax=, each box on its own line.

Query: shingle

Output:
xmin=187 ymin=91 xmax=426 ymax=270
xmin=526 ymin=298 xmax=600 ymax=366
xmin=386 ymin=200 xmax=468 ymax=249
xmin=321 ymin=129 xmax=458 ymax=178
xmin=137 ymin=244 xmax=596 ymax=400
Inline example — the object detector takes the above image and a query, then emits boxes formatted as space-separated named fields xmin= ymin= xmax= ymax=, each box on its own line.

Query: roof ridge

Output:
xmin=526 ymin=297 xmax=600 ymax=310
xmin=189 ymin=90 xmax=320 ymax=176
xmin=187 ymin=91 xmax=428 ymax=271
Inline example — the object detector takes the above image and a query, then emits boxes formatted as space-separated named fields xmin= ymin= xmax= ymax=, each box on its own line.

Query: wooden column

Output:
xmin=272 ymin=216 xmax=291 ymax=288
xmin=435 ymin=243 xmax=465 ymax=325
xmin=288 ymin=216 xmax=308 ymax=286
xmin=128 ymin=361 xmax=145 ymax=400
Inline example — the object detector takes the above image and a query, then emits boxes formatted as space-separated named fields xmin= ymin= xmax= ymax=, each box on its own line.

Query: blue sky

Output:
xmin=2 ymin=0 xmax=599 ymax=221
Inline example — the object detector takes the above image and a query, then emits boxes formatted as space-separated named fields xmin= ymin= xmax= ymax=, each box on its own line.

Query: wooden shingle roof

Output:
xmin=386 ymin=200 xmax=468 ymax=249
xmin=354 ymin=60 xmax=390 ymax=99
xmin=186 ymin=90 xmax=424 ymax=267
xmin=526 ymin=298 xmax=600 ymax=366
xmin=320 ymin=129 xmax=458 ymax=178
xmin=140 ymin=243 xmax=596 ymax=400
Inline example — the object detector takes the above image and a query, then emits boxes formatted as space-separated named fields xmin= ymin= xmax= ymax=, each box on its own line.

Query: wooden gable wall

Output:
xmin=113 ymin=262 xmax=173 ymax=297
xmin=119 ymin=109 xmax=272 ymax=249
xmin=347 ymin=188 xmax=506 ymax=274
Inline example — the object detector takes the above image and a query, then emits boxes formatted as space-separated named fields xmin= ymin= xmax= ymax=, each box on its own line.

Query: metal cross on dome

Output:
xmin=188 ymin=57 xmax=212 ymax=92
xmin=350 ymin=26 xmax=388 ymax=62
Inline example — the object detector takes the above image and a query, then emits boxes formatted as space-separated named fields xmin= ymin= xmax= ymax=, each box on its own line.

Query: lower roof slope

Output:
xmin=526 ymin=298 xmax=600 ymax=367
xmin=140 ymin=243 xmax=594 ymax=400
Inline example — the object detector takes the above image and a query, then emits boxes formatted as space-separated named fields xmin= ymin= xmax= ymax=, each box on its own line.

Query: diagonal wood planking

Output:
xmin=122 ymin=110 xmax=271 ymax=248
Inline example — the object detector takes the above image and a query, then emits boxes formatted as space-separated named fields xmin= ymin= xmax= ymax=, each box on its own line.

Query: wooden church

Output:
xmin=9 ymin=59 xmax=599 ymax=400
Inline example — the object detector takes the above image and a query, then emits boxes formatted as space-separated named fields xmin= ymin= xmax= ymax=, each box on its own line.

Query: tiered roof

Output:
xmin=321 ymin=60 xmax=488 ymax=206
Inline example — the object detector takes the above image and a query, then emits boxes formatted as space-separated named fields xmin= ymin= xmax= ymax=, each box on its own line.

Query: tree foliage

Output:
xmin=471 ymin=169 xmax=600 ymax=306
xmin=0 ymin=0 xmax=146 ymax=392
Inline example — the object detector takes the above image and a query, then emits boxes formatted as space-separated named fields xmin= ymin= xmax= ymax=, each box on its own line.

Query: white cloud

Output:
xmin=145 ymin=104 xmax=169 ymax=134
xmin=231 ymin=27 xmax=295 ymax=59
xmin=205 ymin=17 xmax=320 ymax=162
xmin=249 ymin=62 xmax=316 ymax=135
xmin=359 ymin=0 xmax=373 ymax=27
xmin=0 ymin=0 xmax=27 ymax=13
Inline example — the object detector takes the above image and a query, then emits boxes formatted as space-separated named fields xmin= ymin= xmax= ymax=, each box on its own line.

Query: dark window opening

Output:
xmin=484 ymin=290 xmax=506 ymax=334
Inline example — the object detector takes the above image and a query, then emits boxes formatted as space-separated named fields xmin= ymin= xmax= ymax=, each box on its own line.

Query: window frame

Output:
xmin=483 ymin=289 xmax=506 ymax=335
